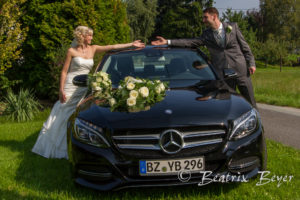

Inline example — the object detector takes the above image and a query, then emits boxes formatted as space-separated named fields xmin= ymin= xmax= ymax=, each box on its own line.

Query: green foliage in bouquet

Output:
xmin=88 ymin=72 xmax=168 ymax=112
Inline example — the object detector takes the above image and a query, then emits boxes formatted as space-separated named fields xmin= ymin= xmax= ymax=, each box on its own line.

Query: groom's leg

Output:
xmin=236 ymin=76 xmax=257 ymax=108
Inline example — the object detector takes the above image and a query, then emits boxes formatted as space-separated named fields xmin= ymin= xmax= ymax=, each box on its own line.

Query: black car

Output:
xmin=67 ymin=46 xmax=267 ymax=191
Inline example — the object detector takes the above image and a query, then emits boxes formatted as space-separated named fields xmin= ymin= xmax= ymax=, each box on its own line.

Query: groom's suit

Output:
xmin=169 ymin=22 xmax=256 ymax=107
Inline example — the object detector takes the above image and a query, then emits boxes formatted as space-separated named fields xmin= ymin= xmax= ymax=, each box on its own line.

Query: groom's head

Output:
xmin=202 ymin=7 xmax=220 ymax=28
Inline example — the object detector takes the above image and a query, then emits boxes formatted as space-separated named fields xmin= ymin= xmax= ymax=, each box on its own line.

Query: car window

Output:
xmin=100 ymin=49 xmax=216 ymax=85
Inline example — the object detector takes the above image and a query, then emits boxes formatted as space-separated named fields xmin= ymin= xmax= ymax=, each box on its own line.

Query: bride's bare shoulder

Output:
xmin=66 ymin=47 xmax=77 ymax=56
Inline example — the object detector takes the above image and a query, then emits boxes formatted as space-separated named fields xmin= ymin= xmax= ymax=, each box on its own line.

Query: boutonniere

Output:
xmin=226 ymin=25 xmax=232 ymax=33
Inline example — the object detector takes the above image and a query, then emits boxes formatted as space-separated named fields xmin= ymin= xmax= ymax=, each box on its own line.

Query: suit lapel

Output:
xmin=223 ymin=22 xmax=230 ymax=47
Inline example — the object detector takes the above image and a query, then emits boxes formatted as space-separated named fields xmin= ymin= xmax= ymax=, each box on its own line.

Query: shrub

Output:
xmin=4 ymin=88 xmax=42 ymax=122
xmin=10 ymin=0 xmax=130 ymax=99
xmin=47 ymin=42 xmax=69 ymax=102
xmin=0 ymin=0 xmax=27 ymax=74
xmin=0 ymin=75 xmax=22 ymax=100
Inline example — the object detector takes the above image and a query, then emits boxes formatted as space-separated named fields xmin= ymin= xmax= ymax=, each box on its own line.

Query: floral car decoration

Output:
xmin=88 ymin=71 xmax=168 ymax=112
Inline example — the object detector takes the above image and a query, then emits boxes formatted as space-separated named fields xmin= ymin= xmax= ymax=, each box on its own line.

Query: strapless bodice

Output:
xmin=68 ymin=57 xmax=94 ymax=74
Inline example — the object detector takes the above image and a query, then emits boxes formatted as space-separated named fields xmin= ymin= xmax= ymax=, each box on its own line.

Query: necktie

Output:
xmin=214 ymin=29 xmax=225 ymax=47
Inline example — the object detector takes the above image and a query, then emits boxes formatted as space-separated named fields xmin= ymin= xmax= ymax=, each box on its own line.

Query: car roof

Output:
xmin=106 ymin=45 xmax=200 ymax=55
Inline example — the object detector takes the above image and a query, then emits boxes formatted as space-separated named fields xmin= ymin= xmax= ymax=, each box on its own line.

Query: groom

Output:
xmin=151 ymin=7 xmax=257 ymax=107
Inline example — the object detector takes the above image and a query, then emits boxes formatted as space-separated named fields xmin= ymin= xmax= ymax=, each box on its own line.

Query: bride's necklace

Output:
xmin=81 ymin=46 xmax=88 ymax=55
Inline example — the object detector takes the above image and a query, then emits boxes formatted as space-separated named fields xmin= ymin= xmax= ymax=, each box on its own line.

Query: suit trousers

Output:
xmin=226 ymin=76 xmax=257 ymax=108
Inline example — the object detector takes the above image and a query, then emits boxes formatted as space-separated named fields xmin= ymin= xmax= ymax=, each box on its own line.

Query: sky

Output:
xmin=213 ymin=0 xmax=260 ymax=15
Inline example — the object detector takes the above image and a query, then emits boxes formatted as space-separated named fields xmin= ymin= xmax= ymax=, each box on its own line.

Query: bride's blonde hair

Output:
xmin=71 ymin=26 xmax=93 ymax=47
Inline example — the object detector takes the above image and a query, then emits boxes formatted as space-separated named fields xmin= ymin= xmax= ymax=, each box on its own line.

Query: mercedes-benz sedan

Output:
xmin=67 ymin=46 xmax=267 ymax=191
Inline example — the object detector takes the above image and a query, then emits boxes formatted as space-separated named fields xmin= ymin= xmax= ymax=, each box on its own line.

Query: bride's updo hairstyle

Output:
xmin=71 ymin=26 xmax=93 ymax=47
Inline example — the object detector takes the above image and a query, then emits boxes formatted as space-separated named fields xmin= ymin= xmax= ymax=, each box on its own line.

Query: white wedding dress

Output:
xmin=32 ymin=57 xmax=94 ymax=159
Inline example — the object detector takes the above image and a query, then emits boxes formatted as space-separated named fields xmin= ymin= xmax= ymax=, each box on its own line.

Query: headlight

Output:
xmin=73 ymin=118 xmax=110 ymax=147
xmin=229 ymin=109 xmax=259 ymax=140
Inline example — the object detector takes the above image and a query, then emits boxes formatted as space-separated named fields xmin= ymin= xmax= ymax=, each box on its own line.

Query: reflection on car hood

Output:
xmin=77 ymin=81 xmax=252 ymax=129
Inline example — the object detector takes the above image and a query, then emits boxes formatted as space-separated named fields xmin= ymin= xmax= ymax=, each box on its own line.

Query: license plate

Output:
xmin=139 ymin=157 xmax=204 ymax=175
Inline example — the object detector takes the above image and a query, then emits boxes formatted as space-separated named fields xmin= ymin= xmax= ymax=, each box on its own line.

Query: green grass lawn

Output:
xmin=0 ymin=110 xmax=299 ymax=200
xmin=252 ymin=63 xmax=300 ymax=108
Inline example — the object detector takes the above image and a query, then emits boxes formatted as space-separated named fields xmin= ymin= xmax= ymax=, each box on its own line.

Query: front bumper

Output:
xmin=68 ymin=126 xmax=266 ymax=191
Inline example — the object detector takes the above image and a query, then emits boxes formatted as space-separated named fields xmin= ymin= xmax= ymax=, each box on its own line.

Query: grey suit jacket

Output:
xmin=170 ymin=22 xmax=255 ymax=78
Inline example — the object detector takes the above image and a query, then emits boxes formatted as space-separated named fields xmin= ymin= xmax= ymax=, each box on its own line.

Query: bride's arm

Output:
xmin=93 ymin=40 xmax=145 ymax=53
xmin=59 ymin=49 xmax=72 ymax=103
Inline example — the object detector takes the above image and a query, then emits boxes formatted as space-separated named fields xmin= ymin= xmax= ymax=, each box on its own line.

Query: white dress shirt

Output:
xmin=213 ymin=23 xmax=225 ymax=47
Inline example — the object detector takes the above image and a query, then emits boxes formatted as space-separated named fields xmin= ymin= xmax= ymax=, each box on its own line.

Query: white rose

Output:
xmin=125 ymin=76 xmax=134 ymax=83
xmin=102 ymin=72 xmax=109 ymax=79
xmin=96 ymin=77 xmax=102 ymax=83
xmin=102 ymin=75 xmax=108 ymax=81
xmin=127 ymin=97 xmax=136 ymax=106
xmin=159 ymin=83 xmax=165 ymax=91
xmin=155 ymin=86 xmax=161 ymax=94
xmin=133 ymin=78 xmax=143 ymax=83
xmin=127 ymin=82 xmax=135 ymax=90
xmin=129 ymin=90 xmax=139 ymax=98
xmin=109 ymin=98 xmax=116 ymax=106
xmin=139 ymin=86 xmax=149 ymax=98
xmin=99 ymin=71 xmax=106 ymax=76
xmin=103 ymin=81 xmax=109 ymax=86
xmin=95 ymin=86 xmax=102 ymax=91
xmin=92 ymin=82 xmax=97 ymax=88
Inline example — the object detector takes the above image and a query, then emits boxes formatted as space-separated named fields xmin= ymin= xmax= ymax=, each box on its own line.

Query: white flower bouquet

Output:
xmin=88 ymin=71 xmax=113 ymax=99
xmin=88 ymin=73 xmax=168 ymax=113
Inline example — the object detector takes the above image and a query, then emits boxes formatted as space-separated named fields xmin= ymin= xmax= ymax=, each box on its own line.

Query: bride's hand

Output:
xmin=59 ymin=90 xmax=67 ymax=103
xmin=132 ymin=40 xmax=145 ymax=48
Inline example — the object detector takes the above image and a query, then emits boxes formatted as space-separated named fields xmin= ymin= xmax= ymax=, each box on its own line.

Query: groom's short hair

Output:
xmin=203 ymin=7 xmax=219 ymax=18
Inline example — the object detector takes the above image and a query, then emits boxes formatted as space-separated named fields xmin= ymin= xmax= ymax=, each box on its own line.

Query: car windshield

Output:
xmin=99 ymin=48 xmax=216 ymax=86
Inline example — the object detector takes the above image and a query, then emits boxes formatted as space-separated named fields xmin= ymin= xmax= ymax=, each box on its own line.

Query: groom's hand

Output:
xmin=249 ymin=66 xmax=256 ymax=75
xmin=151 ymin=36 xmax=167 ymax=46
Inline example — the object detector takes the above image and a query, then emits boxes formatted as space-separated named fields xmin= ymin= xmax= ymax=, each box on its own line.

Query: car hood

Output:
xmin=76 ymin=81 xmax=252 ymax=130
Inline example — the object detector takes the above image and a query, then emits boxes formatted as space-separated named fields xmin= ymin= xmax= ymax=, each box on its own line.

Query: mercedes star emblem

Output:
xmin=159 ymin=129 xmax=184 ymax=154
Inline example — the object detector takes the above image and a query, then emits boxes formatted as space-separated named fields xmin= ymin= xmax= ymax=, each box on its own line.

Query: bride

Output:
xmin=32 ymin=26 xmax=145 ymax=159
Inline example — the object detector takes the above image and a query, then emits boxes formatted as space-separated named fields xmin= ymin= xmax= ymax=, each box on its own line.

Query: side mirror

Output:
xmin=73 ymin=74 xmax=88 ymax=87
xmin=223 ymin=68 xmax=237 ymax=79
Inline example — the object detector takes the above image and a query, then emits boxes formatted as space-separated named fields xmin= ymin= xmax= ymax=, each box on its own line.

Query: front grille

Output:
xmin=112 ymin=126 xmax=226 ymax=158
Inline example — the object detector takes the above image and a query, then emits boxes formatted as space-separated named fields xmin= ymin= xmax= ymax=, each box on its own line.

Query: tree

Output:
xmin=222 ymin=9 xmax=258 ymax=55
xmin=153 ymin=0 xmax=213 ymax=38
xmin=8 ymin=0 xmax=131 ymax=99
xmin=0 ymin=0 xmax=27 ymax=74
xmin=246 ymin=9 xmax=264 ymax=41
xmin=260 ymin=0 xmax=299 ymax=45
xmin=259 ymin=35 xmax=289 ymax=66
xmin=125 ymin=0 xmax=157 ymax=43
